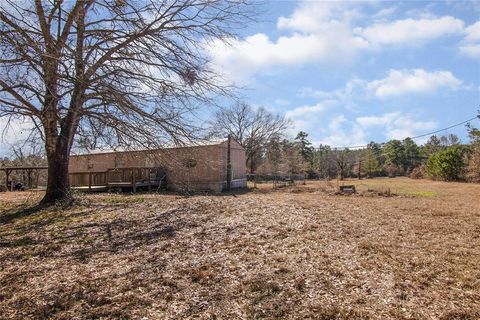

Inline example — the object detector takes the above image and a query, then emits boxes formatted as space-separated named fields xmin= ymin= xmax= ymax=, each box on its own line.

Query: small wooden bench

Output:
xmin=339 ymin=185 xmax=356 ymax=194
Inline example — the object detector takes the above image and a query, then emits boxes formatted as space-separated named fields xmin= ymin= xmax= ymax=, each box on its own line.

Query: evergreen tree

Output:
xmin=384 ymin=140 xmax=406 ymax=167
xmin=361 ymin=148 xmax=381 ymax=178
xmin=403 ymin=138 xmax=421 ymax=172
xmin=425 ymin=145 xmax=466 ymax=181
xmin=295 ymin=131 xmax=314 ymax=162
xmin=295 ymin=131 xmax=315 ymax=176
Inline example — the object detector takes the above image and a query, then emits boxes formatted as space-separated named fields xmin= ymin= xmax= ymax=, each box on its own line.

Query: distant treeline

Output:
xmin=252 ymin=124 xmax=480 ymax=183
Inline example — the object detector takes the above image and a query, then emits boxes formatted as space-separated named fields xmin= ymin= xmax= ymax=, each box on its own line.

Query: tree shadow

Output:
xmin=0 ymin=196 xmax=84 ymax=228
xmin=0 ymin=203 xmax=48 ymax=225
xmin=0 ymin=203 xmax=202 ymax=263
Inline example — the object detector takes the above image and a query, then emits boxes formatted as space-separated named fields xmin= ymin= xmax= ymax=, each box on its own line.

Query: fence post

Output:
xmin=132 ymin=168 xmax=137 ymax=193
xmin=5 ymin=169 xmax=10 ymax=191
xmin=148 ymin=168 xmax=151 ymax=191
xmin=358 ymin=160 xmax=362 ymax=180
xmin=226 ymin=134 xmax=232 ymax=191
xmin=88 ymin=172 xmax=92 ymax=192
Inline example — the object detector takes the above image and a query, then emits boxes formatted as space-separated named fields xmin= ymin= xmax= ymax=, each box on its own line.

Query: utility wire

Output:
xmin=329 ymin=114 xmax=480 ymax=150
xmin=314 ymin=114 xmax=479 ymax=166
xmin=409 ymin=116 xmax=479 ymax=140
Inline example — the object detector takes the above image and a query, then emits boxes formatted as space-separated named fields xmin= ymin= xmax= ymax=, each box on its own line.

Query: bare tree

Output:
xmin=209 ymin=102 xmax=290 ymax=172
xmin=0 ymin=0 xmax=252 ymax=204
xmin=313 ymin=144 xmax=337 ymax=179
xmin=333 ymin=149 xmax=352 ymax=181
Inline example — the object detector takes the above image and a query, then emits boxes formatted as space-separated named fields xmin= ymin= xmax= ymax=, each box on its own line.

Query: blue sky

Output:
xmin=1 ymin=1 xmax=479 ymax=156
xmin=207 ymin=0 xmax=480 ymax=147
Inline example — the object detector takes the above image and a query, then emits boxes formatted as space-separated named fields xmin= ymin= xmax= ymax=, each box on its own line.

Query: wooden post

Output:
xmin=358 ymin=160 xmax=362 ymax=180
xmin=148 ymin=168 xmax=151 ymax=191
xmin=27 ymin=169 xmax=32 ymax=189
xmin=35 ymin=169 xmax=40 ymax=188
xmin=88 ymin=172 xmax=92 ymax=192
xmin=132 ymin=168 xmax=137 ymax=193
xmin=226 ymin=134 xmax=232 ymax=191
xmin=5 ymin=169 xmax=9 ymax=191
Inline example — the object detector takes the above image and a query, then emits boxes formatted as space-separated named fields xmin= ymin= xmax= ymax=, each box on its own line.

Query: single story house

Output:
xmin=68 ymin=139 xmax=247 ymax=192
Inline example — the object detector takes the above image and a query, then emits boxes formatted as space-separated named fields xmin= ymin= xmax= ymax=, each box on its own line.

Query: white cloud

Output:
xmin=318 ymin=115 xmax=367 ymax=147
xmin=464 ymin=21 xmax=480 ymax=41
xmin=285 ymin=100 xmax=334 ymax=119
xmin=291 ymin=111 xmax=437 ymax=148
xmin=459 ymin=21 xmax=480 ymax=58
xmin=285 ymin=99 xmax=338 ymax=139
xmin=459 ymin=44 xmax=480 ymax=58
xmin=287 ymin=71 xmax=448 ymax=146
xmin=372 ymin=6 xmax=397 ymax=20
xmin=207 ymin=1 xmax=471 ymax=83
xmin=356 ymin=112 xmax=399 ymax=127
xmin=299 ymin=78 xmax=368 ymax=111
xmin=300 ymin=69 xmax=462 ymax=102
xmin=356 ymin=112 xmax=437 ymax=141
xmin=207 ymin=2 xmax=369 ymax=83
xmin=276 ymin=1 xmax=362 ymax=33
xmin=366 ymin=69 xmax=462 ymax=98
xmin=356 ymin=16 xmax=464 ymax=47
xmin=208 ymin=32 xmax=366 ymax=84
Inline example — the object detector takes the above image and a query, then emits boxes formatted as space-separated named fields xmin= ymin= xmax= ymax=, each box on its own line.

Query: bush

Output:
xmin=384 ymin=164 xmax=403 ymax=177
xmin=425 ymin=145 xmax=466 ymax=181
xmin=409 ymin=165 xmax=424 ymax=179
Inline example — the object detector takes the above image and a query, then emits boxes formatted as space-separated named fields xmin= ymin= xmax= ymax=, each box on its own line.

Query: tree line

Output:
xmin=210 ymin=104 xmax=480 ymax=183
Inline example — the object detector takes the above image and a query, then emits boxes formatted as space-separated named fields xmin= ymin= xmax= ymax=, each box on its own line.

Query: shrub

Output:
xmin=425 ymin=146 xmax=466 ymax=181
xmin=384 ymin=164 xmax=403 ymax=177
xmin=409 ymin=165 xmax=424 ymax=179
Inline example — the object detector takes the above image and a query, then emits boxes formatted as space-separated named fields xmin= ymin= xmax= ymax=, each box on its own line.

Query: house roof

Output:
xmin=70 ymin=139 xmax=244 ymax=157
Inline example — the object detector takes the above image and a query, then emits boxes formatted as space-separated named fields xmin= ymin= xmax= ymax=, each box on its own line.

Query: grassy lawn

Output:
xmin=0 ymin=177 xmax=479 ymax=319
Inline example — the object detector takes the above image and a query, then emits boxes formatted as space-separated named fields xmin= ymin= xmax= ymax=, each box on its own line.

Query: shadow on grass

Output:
xmin=0 ymin=203 xmax=48 ymax=225
xmin=0 ymin=201 xmax=200 ymax=264
xmin=0 ymin=195 xmax=79 ymax=225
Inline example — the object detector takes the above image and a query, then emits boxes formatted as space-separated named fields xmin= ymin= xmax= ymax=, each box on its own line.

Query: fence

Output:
xmin=247 ymin=173 xmax=306 ymax=189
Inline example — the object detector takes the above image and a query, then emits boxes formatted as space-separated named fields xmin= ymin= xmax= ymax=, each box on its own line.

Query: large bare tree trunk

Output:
xmin=249 ymin=156 xmax=255 ymax=174
xmin=42 ymin=147 xmax=71 ymax=204
xmin=41 ymin=139 xmax=72 ymax=204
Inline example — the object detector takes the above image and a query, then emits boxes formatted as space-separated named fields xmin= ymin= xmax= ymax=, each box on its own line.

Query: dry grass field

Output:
xmin=0 ymin=177 xmax=479 ymax=319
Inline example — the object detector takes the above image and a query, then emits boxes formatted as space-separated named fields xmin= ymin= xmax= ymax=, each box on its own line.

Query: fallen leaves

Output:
xmin=0 ymin=178 xmax=479 ymax=319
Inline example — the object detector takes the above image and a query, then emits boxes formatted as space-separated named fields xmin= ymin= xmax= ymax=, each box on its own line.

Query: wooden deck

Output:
xmin=0 ymin=166 xmax=48 ymax=190
xmin=69 ymin=167 xmax=165 ymax=192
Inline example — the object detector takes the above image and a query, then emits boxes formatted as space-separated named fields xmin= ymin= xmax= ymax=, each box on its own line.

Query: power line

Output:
xmin=409 ymin=116 xmax=479 ymax=140
xmin=329 ymin=114 xmax=480 ymax=150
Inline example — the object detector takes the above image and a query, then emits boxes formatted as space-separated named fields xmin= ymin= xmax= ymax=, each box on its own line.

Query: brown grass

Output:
xmin=0 ymin=177 xmax=479 ymax=319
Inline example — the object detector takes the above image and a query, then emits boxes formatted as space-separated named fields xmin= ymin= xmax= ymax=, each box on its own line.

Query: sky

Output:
xmin=206 ymin=0 xmax=480 ymax=147
xmin=1 ymin=0 xmax=479 ymax=156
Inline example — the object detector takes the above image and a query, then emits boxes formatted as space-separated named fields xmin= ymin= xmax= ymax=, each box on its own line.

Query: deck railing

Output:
xmin=69 ymin=167 xmax=164 ymax=192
